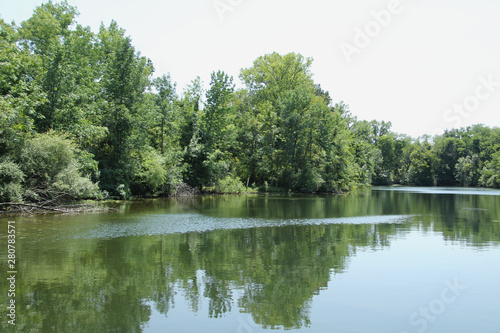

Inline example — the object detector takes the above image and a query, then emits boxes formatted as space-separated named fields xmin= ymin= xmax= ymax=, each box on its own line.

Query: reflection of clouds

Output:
xmin=75 ymin=214 xmax=414 ymax=240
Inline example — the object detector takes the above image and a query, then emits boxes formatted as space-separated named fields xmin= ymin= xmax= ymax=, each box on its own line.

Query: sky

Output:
xmin=2 ymin=0 xmax=500 ymax=138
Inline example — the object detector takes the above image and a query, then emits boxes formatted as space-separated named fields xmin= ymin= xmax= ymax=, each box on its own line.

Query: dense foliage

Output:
xmin=1 ymin=1 xmax=499 ymax=203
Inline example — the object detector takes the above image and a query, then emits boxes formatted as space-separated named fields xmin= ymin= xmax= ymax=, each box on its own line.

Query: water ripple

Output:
xmin=74 ymin=214 xmax=415 ymax=240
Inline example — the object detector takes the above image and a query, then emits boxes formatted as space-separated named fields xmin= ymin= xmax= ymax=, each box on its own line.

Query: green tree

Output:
xmin=232 ymin=89 xmax=263 ymax=186
xmin=201 ymin=70 xmax=235 ymax=151
xmin=239 ymin=52 xmax=314 ymax=107
xmin=236 ymin=53 xmax=360 ymax=192
xmin=0 ymin=19 xmax=44 ymax=155
xmin=275 ymin=88 xmax=314 ymax=187
xmin=18 ymin=0 xmax=79 ymax=132
xmin=18 ymin=132 xmax=100 ymax=202
xmin=19 ymin=0 xmax=78 ymax=58
xmin=96 ymin=21 xmax=154 ymax=194
xmin=189 ymin=70 xmax=238 ymax=191
xmin=434 ymin=135 xmax=464 ymax=186
xmin=480 ymin=150 xmax=500 ymax=188
xmin=373 ymin=134 xmax=396 ymax=185
xmin=152 ymin=73 xmax=177 ymax=154
xmin=400 ymin=141 xmax=435 ymax=186
xmin=350 ymin=119 xmax=380 ymax=185
xmin=455 ymin=154 xmax=480 ymax=187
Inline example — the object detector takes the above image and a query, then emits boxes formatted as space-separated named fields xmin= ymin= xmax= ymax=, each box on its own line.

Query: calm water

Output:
xmin=1 ymin=187 xmax=500 ymax=332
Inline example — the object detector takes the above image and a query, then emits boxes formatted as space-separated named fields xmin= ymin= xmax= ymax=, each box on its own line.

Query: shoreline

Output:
xmin=3 ymin=184 xmax=498 ymax=217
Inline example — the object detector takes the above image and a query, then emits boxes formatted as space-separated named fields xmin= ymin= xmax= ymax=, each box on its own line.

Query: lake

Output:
xmin=1 ymin=187 xmax=500 ymax=332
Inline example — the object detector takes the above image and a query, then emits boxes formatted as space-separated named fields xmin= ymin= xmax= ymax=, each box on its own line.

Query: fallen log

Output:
xmin=0 ymin=203 xmax=67 ymax=213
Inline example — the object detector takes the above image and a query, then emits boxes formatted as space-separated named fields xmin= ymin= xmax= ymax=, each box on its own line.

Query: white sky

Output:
xmin=2 ymin=0 xmax=500 ymax=138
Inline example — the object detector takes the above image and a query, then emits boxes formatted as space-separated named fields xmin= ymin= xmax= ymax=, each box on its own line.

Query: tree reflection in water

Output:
xmin=1 ymin=190 xmax=500 ymax=331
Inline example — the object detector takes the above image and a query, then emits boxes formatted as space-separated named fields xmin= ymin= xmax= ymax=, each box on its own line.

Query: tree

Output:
xmin=434 ymin=136 xmax=464 ymax=186
xmin=399 ymin=141 xmax=435 ymax=186
xmin=232 ymin=89 xmax=263 ymax=186
xmin=235 ymin=52 xmax=363 ymax=192
xmin=455 ymin=154 xmax=480 ymax=187
xmin=238 ymin=52 xmax=317 ymax=189
xmin=371 ymin=120 xmax=392 ymax=142
xmin=6 ymin=2 xmax=500 ymax=197
xmin=275 ymin=88 xmax=313 ymax=186
xmin=479 ymin=151 xmax=500 ymax=188
xmin=19 ymin=0 xmax=78 ymax=58
xmin=201 ymin=70 xmax=235 ymax=151
xmin=373 ymin=134 xmax=396 ymax=185
xmin=0 ymin=19 xmax=44 ymax=155
xmin=186 ymin=71 xmax=237 ymax=190
xmin=96 ymin=21 xmax=154 ymax=194
xmin=18 ymin=0 xmax=80 ymax=132
xmin=239 ymin=52 xmax=314 ymax=106
xmin=152 ymin=74 xmax=177 ymax=154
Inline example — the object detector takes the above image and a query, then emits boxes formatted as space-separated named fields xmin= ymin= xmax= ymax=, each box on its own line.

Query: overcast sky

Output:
xmin=3 ymin=0 xmax=500 ymax=138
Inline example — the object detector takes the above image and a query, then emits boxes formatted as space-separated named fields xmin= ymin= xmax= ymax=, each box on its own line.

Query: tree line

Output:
xmin=1 ymin=1 xmax=500 ymax=204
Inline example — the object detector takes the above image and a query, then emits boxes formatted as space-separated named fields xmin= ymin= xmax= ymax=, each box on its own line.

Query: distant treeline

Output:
xmin=1 ymin=1 xmax=499 ymax=204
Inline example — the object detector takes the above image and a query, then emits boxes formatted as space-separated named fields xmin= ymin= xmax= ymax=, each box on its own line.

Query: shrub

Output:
xmin=132 ymin=149 xmax=167 ymax=196
xmin=52 ymin=161 xmax=101 ymax=200
xmin=0 ymin=160 xmax=25 ymax=203
xmin=20 ymin=132 xmax=75 ymax=183
xmin=131 ymin=147 xmax=183 ymax=196
xmin=116 ymin=184 xmax=132 ymax=200
xmin=214 ymin=174 xmax=246 ymax=194
xmin=19 ymin=132 xmax=101 ymax=202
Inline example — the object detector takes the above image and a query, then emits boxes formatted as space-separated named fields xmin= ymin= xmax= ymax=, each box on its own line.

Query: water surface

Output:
xmin=1 ymin=187 xmax=500 ymax=332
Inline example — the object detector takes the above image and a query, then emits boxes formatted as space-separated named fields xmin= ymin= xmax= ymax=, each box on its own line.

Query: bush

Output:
xmin=116 ymin=184 xmax=132 ymax=200
xmin=214 ymin=174 xmax=246 ymax=194
xmin=20 ymin=132 xmax=75 ymax=182
xmin=293 ymin=167 xmax=323 ymax=193
xmin=479 ymin=151 xmax=500 ymax=188
xmin=132 ymin=149 xmax=167 ymax=196
xmin=131 ymin=147 xmax=183 ymax=197
xmin=0 ymin=160 xmax=25 ymax=203
xmin=19 ymin=132 xmax=101 ymax=202
xmin=52 ymin=161 xmax=101 ymax=200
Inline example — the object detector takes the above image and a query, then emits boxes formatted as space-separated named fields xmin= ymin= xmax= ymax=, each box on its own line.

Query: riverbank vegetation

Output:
xmin=1 ymin=1 xmax=500 ymax=207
